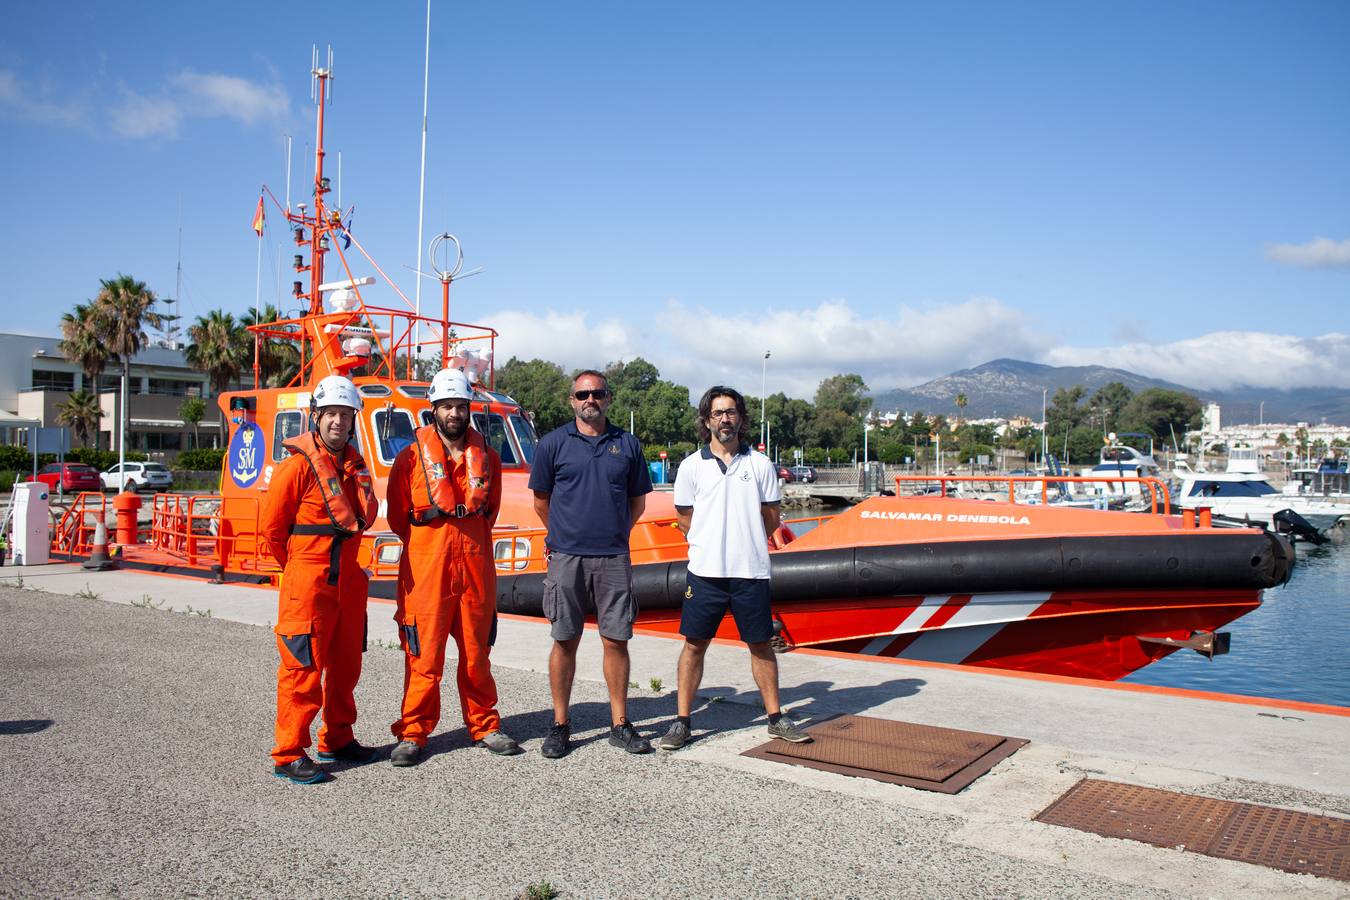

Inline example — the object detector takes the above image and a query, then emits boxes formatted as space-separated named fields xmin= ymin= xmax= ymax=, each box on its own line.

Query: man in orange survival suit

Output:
xmin=385 ymin=367 xmax=521 ymax=765
xmin=260 ymin=374 xmax=379 ymax=784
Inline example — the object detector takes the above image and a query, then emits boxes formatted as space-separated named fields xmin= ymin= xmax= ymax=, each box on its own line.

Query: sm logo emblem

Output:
xmin=229 ymin=422 xmax=264 ymax=488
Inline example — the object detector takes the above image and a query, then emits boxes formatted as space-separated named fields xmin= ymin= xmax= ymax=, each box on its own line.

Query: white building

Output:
xmin=0 ymin=332 xmax=221 ymax=456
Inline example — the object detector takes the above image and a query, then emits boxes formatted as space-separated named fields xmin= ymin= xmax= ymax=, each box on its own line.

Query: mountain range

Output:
xmin=869 ymin=359 xmax=1350 ymax=426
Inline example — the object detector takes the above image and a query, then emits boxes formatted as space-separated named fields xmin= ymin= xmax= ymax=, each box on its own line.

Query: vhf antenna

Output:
xmin=310 ymin=45 xmax=334 ymax=103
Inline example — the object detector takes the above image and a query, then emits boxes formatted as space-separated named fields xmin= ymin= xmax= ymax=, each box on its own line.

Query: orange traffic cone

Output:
xmin=83 ymin=521 xmax=117 ymax=571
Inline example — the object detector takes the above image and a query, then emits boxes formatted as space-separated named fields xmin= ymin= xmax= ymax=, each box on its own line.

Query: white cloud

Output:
xmin=1046 ymin=331 xmax=1350 ymax=391
xmin=1264 ymin=237 xmax=1350 ymax=270
xmin=170 ymin=71 xmax=289 ymax=124
xmin=0 ymin=68 xmax=86 ymax=126
xmin=485 ymin=296 xmax=1048 ymax=399
xmin=109 ymin=68 xmax=290 ymax=140
xmin=110 ymin=87 xmax=182 ymax=138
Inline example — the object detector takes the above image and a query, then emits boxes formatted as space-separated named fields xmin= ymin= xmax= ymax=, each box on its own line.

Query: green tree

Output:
xmin=96 ymin=274 xmax=165 ymax=456
xmin=954 ymin=392 xmax=968 ymax=422
xmin=496 ymin=358 xmax=573 ymax=434
xmin=179 ymin=396 xmax=206 ymax=449
xmin=1086 ymin=382 xmax=1133 ymax=434
xmin=605 ymin=358 xmax=694 ymax=446
xmin=807 ymin=374 xmax=871 ymax=449
xmin=186 ymin=310 xmax=249 ymax=440
xmin=58 ymin=302 xmax=111 ymax=392
xmin=1117 ymin=388 xmax=1202 ymax=441
xmin=55 ymin=390 xmax=103 ymax=448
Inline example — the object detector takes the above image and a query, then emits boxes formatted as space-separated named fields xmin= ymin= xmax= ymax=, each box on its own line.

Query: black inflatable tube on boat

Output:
xmin=492 ymin=531 xmax=1294 ymax=615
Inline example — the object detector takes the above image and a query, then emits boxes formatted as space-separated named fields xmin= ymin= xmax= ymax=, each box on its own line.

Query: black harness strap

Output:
xmin=290 ymin=523 xmax=353 ymax=585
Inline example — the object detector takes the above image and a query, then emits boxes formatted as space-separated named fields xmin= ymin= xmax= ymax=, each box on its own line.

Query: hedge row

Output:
xmin=174 ymin=448 xmax=226 ymax=471
xmin=0 ymin=446 xmax=149 ymax=471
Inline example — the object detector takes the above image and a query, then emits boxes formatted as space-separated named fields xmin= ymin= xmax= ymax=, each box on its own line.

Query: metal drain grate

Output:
xmin=741 ymin=715 xmax=1027 ymax=794
xmin=1036 ymin=779 xmax=1349 ymax=882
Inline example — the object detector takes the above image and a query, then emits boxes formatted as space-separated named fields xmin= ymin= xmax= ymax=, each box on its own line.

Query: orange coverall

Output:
xmin=386 ymin=440 xmax=503 ymax=745
xmin=260 ymin=445 xmax=372 ymax=767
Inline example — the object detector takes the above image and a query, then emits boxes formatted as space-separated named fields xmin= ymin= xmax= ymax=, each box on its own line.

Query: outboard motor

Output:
xmin=1273 ymin=508 xmax=1328 ymax=546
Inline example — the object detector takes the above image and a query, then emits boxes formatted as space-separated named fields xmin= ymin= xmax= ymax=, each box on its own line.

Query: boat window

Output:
xmin=419 ymin=409 xmax=434 ymax=427
xmin=358 ymin=384 xmax=392 ymax=397
xmin=397 ymin=385 xmax=429 ymax=399
xmin=471 ymin=412 xmax=519 ymax=466
xmin=1188 ymin=480 xmax=1279 ymax=498
xmin=272 ymin=411 xmax=306 ymax=461
xmin=508 ymin=413 xmax=538 ymax=465
xmin=372 ymin=408 xmax=416 ymax=463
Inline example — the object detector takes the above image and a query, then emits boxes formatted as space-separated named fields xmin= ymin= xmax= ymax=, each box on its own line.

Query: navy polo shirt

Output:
xmin=528 ymin=420 xmax=653 ymax=555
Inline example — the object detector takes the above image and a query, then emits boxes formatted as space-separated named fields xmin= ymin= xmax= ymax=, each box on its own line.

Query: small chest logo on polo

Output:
xmin=609 ymin=444 xmax=620 ymax=455
xmin=740 ymin=471 xmax=751 ymax=482
xmin=684 ymin=585 xmax=693 ymax=599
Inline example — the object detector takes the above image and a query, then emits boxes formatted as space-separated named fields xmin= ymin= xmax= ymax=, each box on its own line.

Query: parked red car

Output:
xmin=34 ymin=463 xmax=102 ymax=493
xmin=776 ymin=464 xmax=795 ymax=483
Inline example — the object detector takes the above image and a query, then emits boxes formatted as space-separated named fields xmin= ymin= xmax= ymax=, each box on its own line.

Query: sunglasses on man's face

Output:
xmin=573 ymin=389 xmax=610 ymax=401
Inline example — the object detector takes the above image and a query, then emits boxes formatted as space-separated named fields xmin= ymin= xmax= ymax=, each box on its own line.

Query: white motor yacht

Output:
xmin=1173 ymin=459 xmax=1345 ymax=540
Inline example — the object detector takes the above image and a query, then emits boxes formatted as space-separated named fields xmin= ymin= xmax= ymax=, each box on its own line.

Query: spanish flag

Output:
xmin=251 ymin=196 xmax=265 ymax=236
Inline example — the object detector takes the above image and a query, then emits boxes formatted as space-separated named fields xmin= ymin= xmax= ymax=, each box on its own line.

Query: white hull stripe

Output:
xmin=859 ymin=595 xmax=951 ymax=655
xmin=862 ymin=592 xmax=1054 ymax=663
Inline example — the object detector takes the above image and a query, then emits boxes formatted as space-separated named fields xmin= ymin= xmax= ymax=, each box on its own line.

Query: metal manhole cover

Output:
xmin=1036 ymin=779 xmax=1349 ymax=882
xmin=741 ymin=715 xmax=1027 ymax=794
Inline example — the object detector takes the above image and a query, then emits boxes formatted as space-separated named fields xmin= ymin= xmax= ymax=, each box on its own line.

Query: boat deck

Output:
xmin=1 ymin=563 xmax=1346 ymax=897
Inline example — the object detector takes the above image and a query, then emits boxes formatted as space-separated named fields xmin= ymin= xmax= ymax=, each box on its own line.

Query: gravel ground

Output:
xmin=0 ymin=586 xmax=1180 ymax=899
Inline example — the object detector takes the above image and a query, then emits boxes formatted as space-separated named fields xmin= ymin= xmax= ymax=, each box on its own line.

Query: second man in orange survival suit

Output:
xmin=260 ymin=374 xmax=380 ymax=784
xmin=385 ymin=367 xmax=521 ymax=765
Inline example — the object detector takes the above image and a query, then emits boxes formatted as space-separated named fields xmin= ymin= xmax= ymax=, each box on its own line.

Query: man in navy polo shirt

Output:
xmin=657 ymin=385 xmax=811 ymax=751
xmin=529 ymin=369 xmax=654 ymax=758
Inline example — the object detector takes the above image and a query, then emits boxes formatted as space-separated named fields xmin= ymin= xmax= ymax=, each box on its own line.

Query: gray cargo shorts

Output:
xmin=542 ymin=551 xmax=637 ymax=641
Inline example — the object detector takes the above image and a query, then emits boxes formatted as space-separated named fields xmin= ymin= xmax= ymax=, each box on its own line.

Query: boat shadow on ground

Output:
xmin=383 ymin=676 xmax=928 ymax=764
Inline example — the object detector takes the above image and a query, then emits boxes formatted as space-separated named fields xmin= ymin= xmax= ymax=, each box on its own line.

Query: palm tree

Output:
xmin=55 ymin=391 xmax=104 ymax=448
xmin=954 ymin=393 xmax=968 ymax=423
xmin=96 ymin=274 xmax=164 ymax=459
xmin=186 ymin=310 xmax=249 ymax=440
xmin=58 ymin=302 xmax=111 ymax=392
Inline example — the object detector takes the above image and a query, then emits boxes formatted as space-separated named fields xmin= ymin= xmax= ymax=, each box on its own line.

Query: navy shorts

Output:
xmin=680 ymin=571 xmax=774 ymax=644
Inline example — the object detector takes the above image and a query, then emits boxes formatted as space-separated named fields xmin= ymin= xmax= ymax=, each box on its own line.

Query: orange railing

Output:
xmin=893 ymin=475 xmax=1172 ymax=515
xmin=150 ymin=493 xmax=280 ymax=577
xmin=51 ymin=492 xmax=109 ymax=556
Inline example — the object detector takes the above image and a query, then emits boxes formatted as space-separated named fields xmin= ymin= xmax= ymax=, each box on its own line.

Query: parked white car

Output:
xmin=101 ymin=462 xmax=174 ymax=492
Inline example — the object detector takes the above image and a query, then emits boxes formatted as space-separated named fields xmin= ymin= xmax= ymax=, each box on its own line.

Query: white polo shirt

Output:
xmin=673 ymin=443 xmax=781 ymax=579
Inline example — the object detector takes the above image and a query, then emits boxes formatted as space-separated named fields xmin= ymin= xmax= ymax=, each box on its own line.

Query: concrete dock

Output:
xmin=1 ymin=563 xmax=1346 ymax=898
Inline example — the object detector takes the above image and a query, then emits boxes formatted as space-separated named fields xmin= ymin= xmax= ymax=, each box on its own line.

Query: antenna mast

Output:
xmin=413 ymin=0 xmax=432 ymax=366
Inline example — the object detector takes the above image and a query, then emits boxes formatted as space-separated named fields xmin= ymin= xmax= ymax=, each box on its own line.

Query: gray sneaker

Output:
xmin=767 ymin=715 xmax=812 ymax=743
xmin=657 ymin=720 xmax=691 ymax=751
xmin=390 ymin=740 xmax=422 ymax=767
xmin=477 ymin=730 xmax=523 ymax=756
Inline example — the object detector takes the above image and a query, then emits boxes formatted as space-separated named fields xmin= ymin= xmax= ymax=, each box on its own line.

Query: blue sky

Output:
xmin=2 ymin=1 xmax=1347 ymax=398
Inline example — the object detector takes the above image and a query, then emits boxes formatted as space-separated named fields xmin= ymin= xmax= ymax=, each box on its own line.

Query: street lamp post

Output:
xmin=760 ymin=350 xmax=771 ymax=450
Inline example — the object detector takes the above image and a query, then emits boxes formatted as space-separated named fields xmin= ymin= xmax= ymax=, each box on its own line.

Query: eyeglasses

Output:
xmin=573 ymin=389 xmax=610 ymax=401
xmin=708 ymin=409 xmax=740 ymax=419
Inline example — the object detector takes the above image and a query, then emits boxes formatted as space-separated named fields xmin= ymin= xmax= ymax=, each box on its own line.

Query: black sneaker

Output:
xmin=767 ymin=715 xmax=812 ymax=743
xmin=273 ymin=754 xmax=325 ymax=784
xmin=540 ymin=722 xmax=570 ymax=759
xmin=316 ymin=739 xmax=379 ymax=764
xmin=390 ymin=740 xmax=422 ymax=767
xmin=608 ymin=720 xmax=652 ymax=754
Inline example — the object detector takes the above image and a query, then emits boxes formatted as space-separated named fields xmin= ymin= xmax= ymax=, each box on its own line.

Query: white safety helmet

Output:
xmin=428 ymin=368 xmax=474 ymax=404
xmin=311 ymin=374 xmax=362 ymax=411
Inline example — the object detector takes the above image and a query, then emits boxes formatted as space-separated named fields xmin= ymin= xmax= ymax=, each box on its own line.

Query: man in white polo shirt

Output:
xmin=657 ymin=386 xmax=812 ymax=750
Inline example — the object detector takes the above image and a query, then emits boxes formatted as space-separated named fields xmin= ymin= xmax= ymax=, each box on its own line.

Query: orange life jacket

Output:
xmin=410 ymin=424 xmax=491 ymax=522
xmin=282 ymin=431 xmax=378 ymax=534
